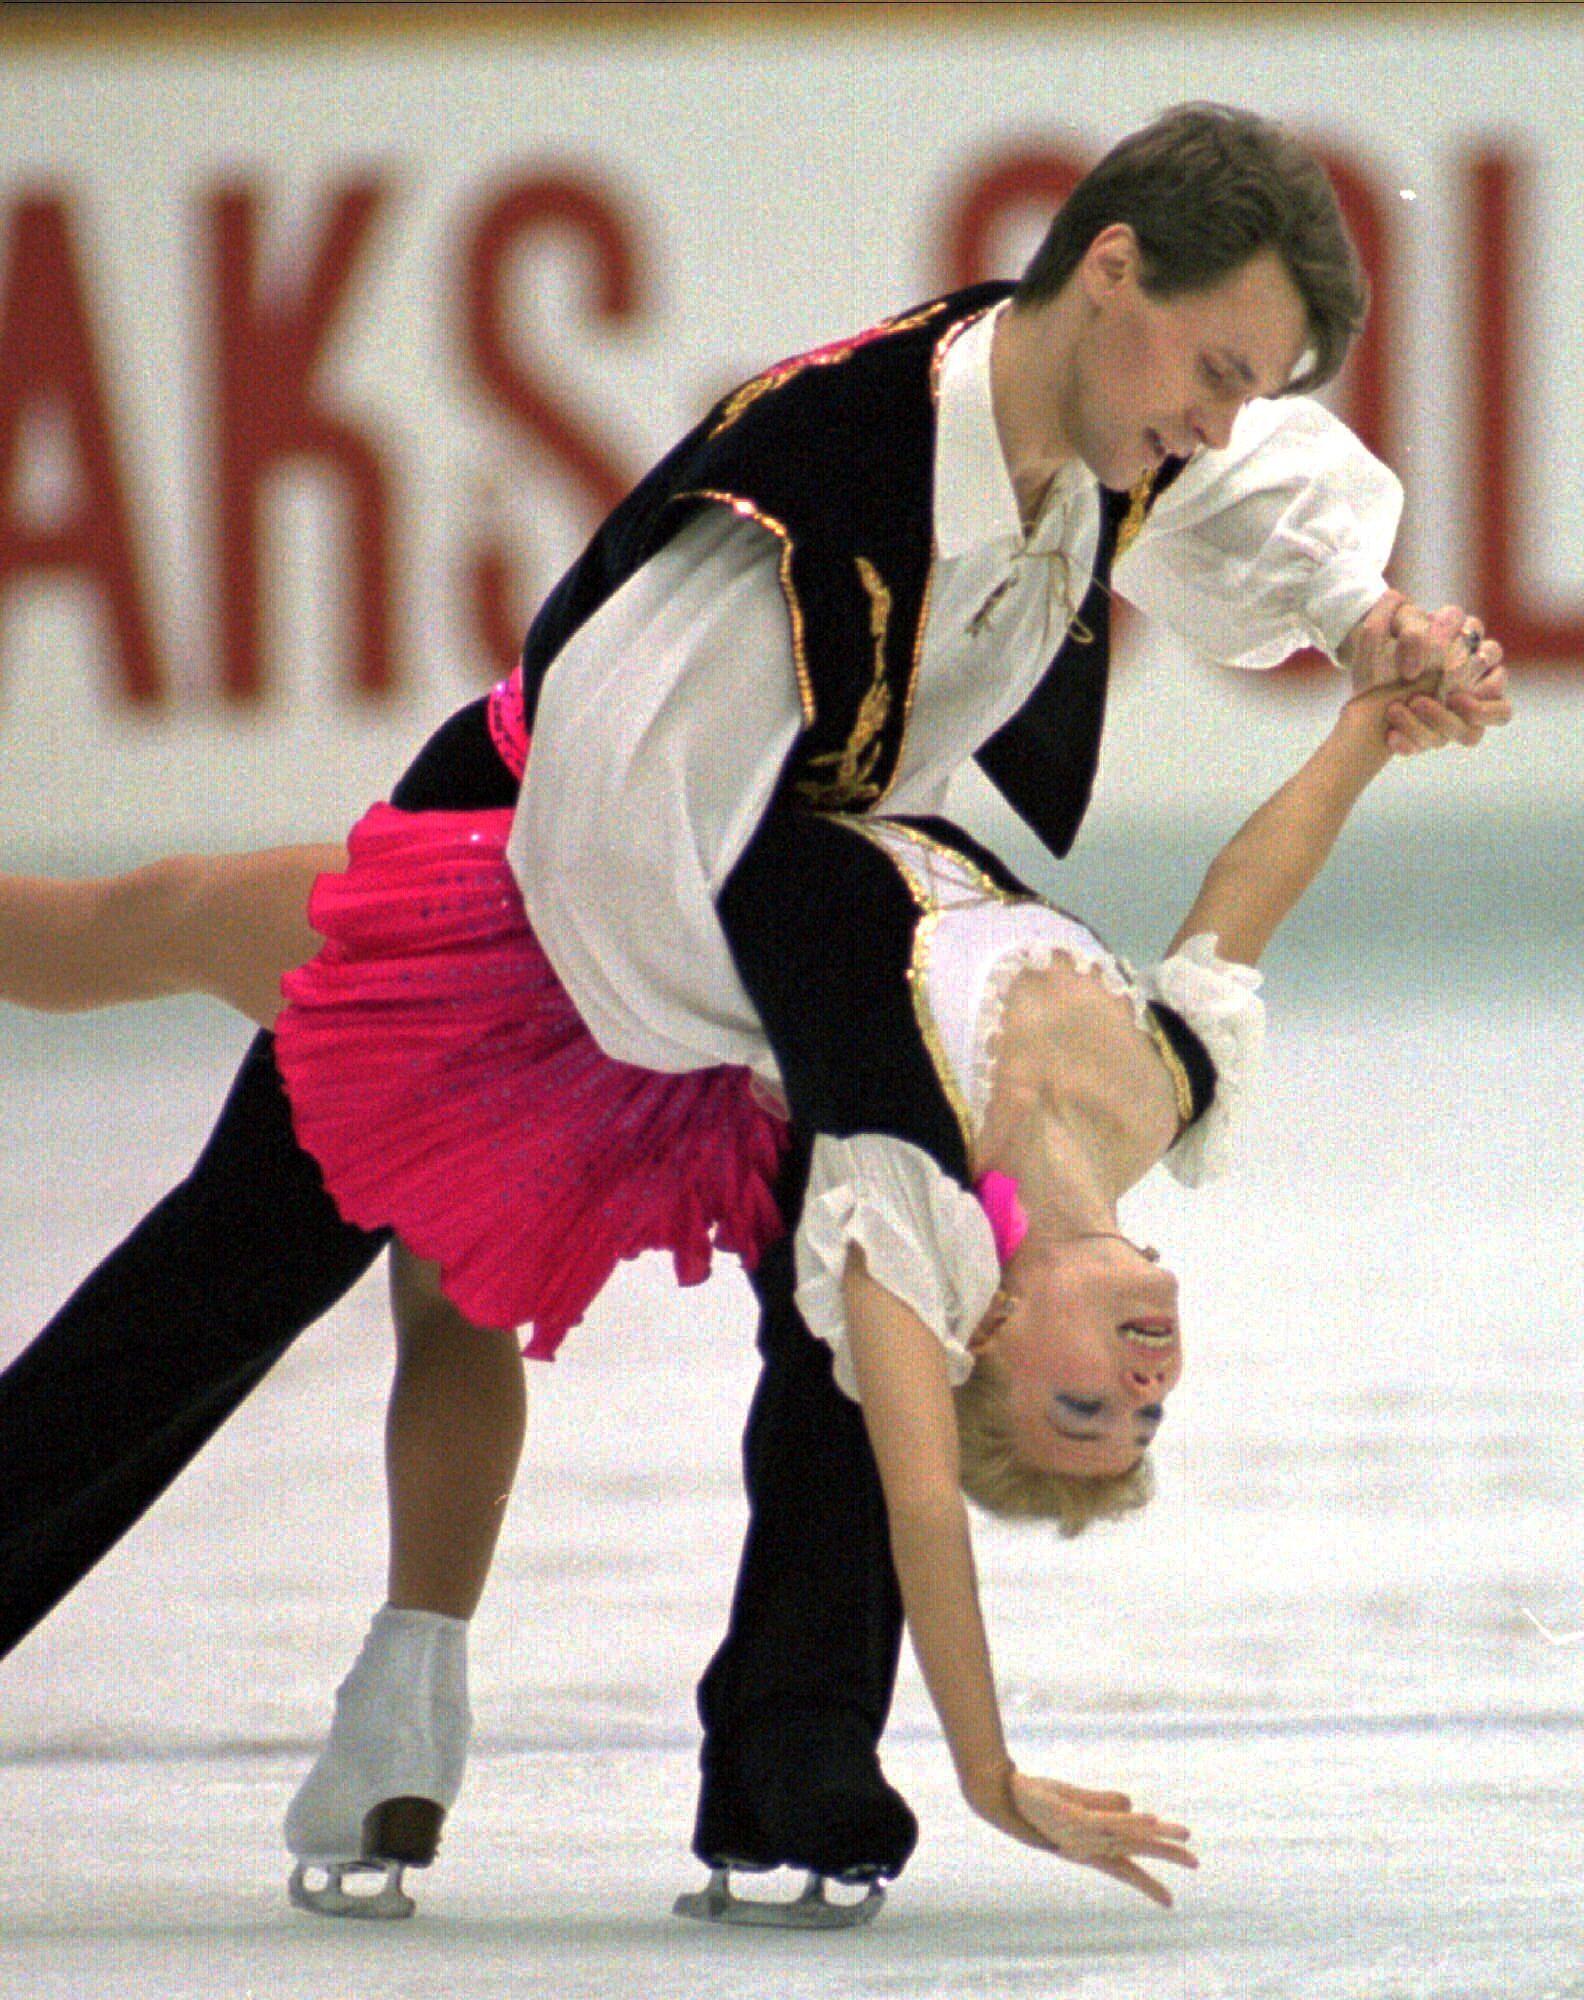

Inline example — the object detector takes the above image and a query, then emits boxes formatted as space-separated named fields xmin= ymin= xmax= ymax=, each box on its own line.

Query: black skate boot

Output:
xmin=677 ymin=1707 xmax=918 ymax=1929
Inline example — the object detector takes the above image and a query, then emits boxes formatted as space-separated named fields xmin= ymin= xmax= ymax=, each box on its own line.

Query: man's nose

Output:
xmin=1188 ymin=401 xmax=1240 ymax=452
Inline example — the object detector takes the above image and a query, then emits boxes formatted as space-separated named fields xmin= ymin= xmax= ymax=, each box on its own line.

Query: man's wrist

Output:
xmin=1328 ymin=581 xmax=1401 ymax=675
xmin=1338 ymin=587 xmax=1406 ymax=688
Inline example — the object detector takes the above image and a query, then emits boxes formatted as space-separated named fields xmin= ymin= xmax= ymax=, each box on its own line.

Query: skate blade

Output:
xmin=673 ymin=1867 xmax=884 ymax=1931
xmin=288 ymin=1859 xmax=416 ymax=1921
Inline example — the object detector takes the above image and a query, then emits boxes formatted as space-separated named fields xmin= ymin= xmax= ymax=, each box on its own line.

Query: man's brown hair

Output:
xmin=1015 ymin=103 xmax=1367 ymax=393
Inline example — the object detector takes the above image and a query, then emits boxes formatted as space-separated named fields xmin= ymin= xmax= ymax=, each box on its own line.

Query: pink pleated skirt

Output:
xmin=274 ymin=791 xmax=788 ymax=1360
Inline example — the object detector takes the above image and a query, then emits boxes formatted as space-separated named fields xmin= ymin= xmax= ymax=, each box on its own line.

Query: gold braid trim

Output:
xmin=1113 ymin=469 xmax=1158 ymax=561
xmin=839 ymin=819 xmax=978 ymax=1156
xmin=707 ymin=302 xmax=949 ymax=440
xmin=880 ymin=303 xmax=1000 ymax=803
xmin=672 ymin=489 xmax=815 ymax=726
xmin=795 ymin=556 xmax=893 ymax=809
xmin=1143 ymin=1011 xmax=1196 ymax=1131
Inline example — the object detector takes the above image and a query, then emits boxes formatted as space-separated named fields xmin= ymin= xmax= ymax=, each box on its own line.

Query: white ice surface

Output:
xmin=3 ymin=952 xmax=1583 ymax=1999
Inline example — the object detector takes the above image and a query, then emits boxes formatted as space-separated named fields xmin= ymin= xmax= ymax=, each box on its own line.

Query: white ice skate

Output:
xmin=285 ymin=1605 xmax=471 ymax=1921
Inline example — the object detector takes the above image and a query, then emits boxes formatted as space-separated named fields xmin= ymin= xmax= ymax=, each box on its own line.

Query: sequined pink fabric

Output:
xmin=485 ymin=667 xmax=530 ymax=780
xmin=274 ymin=801 xmax=788 ymax=1358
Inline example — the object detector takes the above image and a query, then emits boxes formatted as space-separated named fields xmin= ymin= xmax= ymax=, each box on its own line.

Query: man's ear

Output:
xmin=1079 ymin=223 xmax=1140 ymax=304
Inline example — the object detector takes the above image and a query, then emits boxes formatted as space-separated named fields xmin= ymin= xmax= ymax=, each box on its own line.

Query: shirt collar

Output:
xmin=934 ymin=301 xmax=1022 ymax=557
xmin=934 ymin=299 xmax=1091 ymax=558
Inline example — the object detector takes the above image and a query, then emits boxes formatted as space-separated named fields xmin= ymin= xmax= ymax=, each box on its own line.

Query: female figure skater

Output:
xmin=0 ymin=650 xmax=1504 ymax=1919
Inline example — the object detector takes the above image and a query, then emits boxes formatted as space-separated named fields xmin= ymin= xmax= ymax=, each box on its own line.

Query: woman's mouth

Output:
xmin=1121 ymin=1318 xmax=1177 ymax=1348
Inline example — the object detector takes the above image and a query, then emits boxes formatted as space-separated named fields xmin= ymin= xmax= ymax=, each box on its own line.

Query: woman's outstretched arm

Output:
xmin=0 ymin=844 xmax=343 ymax=1029
xmin=842 ymin=1249 xmax=1197 ymax=1906
xmin=1167 ymin=661 xmax=1509 ymax=969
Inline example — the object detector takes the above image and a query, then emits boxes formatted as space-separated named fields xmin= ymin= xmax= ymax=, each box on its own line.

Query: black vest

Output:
xmin=519 ymin=287 xmax=1183 ymax=860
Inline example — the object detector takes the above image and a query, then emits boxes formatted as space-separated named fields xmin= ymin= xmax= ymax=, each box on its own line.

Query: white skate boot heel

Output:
xmin=287 ymin=1797 xmax=448 ymax=1920
xmin=285 ymin=1606 xmax=470 ymax=1921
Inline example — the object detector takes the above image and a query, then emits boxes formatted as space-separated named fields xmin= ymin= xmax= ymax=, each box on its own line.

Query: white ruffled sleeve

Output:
xmin=793 ymin=1134 xmax=1001 ymax=1403
xmin=1113 ymin=397 xmax=1402 ymax=670
xmin=1140 ymin=935 xmax=1266 ymax=1187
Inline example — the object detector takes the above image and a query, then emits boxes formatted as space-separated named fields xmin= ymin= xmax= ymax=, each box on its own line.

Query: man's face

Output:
xmin=1052 ymin=230 xmax=1312 ymax=491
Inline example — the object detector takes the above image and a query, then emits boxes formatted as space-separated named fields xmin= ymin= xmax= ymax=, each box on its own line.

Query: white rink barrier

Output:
xmin=0 ymin=5 xmax=1577 ymax=853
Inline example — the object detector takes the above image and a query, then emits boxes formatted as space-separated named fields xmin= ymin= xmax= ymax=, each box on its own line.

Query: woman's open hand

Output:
xmin=963 ymin=1759 xmax=1199 ymax=1907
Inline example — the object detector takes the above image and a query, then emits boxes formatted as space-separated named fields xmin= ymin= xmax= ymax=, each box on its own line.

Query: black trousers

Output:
xmin=695 ymin=1134 xmax=903 ymax=1753
xmin=0 ymin=701 xmax=902 ymax=1811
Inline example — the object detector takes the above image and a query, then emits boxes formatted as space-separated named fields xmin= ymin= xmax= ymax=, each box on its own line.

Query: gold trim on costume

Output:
xmin=889 ymin=553 xmax=936 ymax=788
xmin=855 ymin=832 xmax=978 ymax=1154
xmin=876 ymin=301 xmax=1001 ymax=808
xmin=707 ymin=302 xmax=949 ymax=440
xmin=927 ymin=301 xmax=995 ymax=405
xmin=700 ymin=299 xmax=1003 ymax=814
xmin=674 ymin=488 xmax=816 ymax=726
xmin=846 ymin=815 xmax=1031 ymax=908
xmin=908 ymin=907 xmax=976 ymax=1154
xmin=1143 ymin=1010 xmax=1196 ymax=1132
xmin=795 ymin=556 xmax=893 ymax=809
xmin=837 ymin=816 xmax=1198 ymax=1148
xmin=1113 ymin=469 xmax=1157 ymax=561
xmin=839 ymin=817 xmax=1035 ymax=1153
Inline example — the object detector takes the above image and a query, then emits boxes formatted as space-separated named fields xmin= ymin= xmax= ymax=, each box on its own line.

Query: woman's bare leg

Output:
xmin=284 ymin=1245 xmax=525 ymax=1910
xmin=384 ymin=1245 xmax=526 ymax=1620
xmin=0 ymin=844 xmax=343 ymax=1029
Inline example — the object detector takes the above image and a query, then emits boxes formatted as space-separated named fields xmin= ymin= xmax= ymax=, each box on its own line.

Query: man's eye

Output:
xmin=1057 ymin=1396 xmax=1104 ymax=1420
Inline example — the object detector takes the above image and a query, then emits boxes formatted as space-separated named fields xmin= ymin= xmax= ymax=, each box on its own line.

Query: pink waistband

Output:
xmin=486 ymin=666 xmax=530 ymax=780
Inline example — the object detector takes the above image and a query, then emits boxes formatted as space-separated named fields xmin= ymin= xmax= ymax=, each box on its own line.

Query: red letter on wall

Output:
xmin=1313 ymin=149 xmax=1392 ymax=469
xmin=211 ymin=178 xmax=396 ymax=700
xmin=461 ymin=174 xmax=641 ymax=677
xmin=0 ymin=192 xmax=162 ymax=705
xmin=1470 ymin=150 xmax=1584 ymax=666
xmin=940 ymin=147 xmax=1087 ymax=290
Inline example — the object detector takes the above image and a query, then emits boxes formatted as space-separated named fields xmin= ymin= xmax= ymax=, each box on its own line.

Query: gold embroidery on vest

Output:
xmin=880 ymin=306 xmax=998 ymax=804
xmin=707 ymin=304 xmax=948 ymax=439
xmin=796 ymin=557 xmax=893 ymax=809
xmin=1114 ymin=469 xmax=1157 ymax=560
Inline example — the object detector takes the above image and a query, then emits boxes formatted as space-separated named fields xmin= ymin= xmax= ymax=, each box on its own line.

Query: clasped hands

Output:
xmin=1340 ymin=590 xmax=1512 ymax=757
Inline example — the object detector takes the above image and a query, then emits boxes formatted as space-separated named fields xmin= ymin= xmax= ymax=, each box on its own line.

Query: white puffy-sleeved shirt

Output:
xmin=786 ymin=821 xmax=1264 ymax=1401
xmin=511 ymin=300 xmax=1399 ymax=1081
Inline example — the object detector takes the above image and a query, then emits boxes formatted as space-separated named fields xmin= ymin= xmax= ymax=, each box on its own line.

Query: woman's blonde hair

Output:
xmin=953 ymin=1358 xmax=1154 ymax=1532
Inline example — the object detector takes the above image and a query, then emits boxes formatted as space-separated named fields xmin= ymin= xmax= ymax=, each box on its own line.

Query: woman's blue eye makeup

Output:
xmin=1055 ymin=1396 xmax=1104 ymax=1423
xmin=1051 ymin=1395 xmax=1166 ymax=1444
